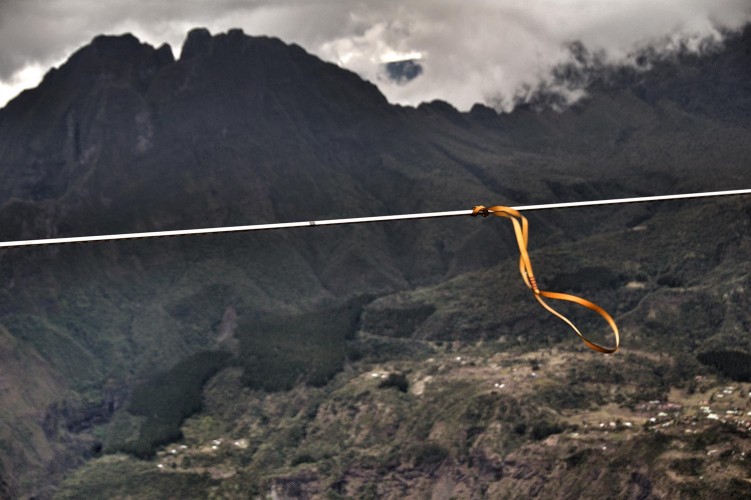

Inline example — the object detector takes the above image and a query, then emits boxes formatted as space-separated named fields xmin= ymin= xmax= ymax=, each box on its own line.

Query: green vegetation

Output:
xmin=363 ymin=304 xmax=436 ymax=338
xmin=54 ymin=457 xmax=219 ymax=499
xmin=290 ymin=452 xmax=316 ymax=466
xmin=237 ymin=296 xmax=372 ymax=391
xmin=112 ymin=351 xmax=231 ymax=457
xmin=0 ymin=458 xmax=13 ymax=500
xmin=407 ymin=442 xmax=450 ymax=467
xmin=670 ymin=457 xmax=703 ymax=476
xmin=60 ymin=343 xmax=751 ymax=498
xmin=377 ymin=373 xmax=409 ymax=393
xmin=549 ymin=266 xmax=624 ymax=292
xmin=697 ymin=350 xmax=751 ymax=381
xmin=529 ymin=419 xmax=564 ymax=441
xmin=2 ymin=314 xmax=103 ymax=390
xmin=533 ymin=381 xmax=594 ymax=410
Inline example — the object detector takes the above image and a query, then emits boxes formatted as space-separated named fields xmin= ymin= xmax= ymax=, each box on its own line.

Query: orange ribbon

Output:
xmin=472 ymin=205 xmax=619 ymax=354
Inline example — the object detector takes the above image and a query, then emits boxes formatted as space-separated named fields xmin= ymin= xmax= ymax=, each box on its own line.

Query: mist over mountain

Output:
xmin=0 ymin=26 xmax=749 ymax=498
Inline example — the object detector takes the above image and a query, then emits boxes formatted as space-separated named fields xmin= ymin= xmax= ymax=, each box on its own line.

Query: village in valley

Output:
xmin=147 ymin=346 xmax=751 ymax=493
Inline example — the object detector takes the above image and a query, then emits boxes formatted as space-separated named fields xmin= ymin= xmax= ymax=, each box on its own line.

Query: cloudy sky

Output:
xmin=0 ymin=0 xmax=749 ymax=110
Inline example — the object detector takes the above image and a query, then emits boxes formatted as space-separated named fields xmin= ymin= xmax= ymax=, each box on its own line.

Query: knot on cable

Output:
xmin=472 ymin=205 xmax=490 ymax=217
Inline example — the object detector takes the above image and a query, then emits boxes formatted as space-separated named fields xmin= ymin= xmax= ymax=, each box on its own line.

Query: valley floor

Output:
xmin=56 ymin=341 xmax=751 ymax=499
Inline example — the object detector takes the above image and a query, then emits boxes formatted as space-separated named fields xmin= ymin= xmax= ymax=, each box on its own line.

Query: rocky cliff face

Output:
xmin=0 ymin=25 xmax=750 ymax=498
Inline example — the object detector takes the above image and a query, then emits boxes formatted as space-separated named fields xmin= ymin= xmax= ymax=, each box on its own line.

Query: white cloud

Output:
xmin=315 ymin=0 xmax=751 ymax=110
xmin=0 ymin=0 xmax=749 ymax=110
xmin=0 ymin=64 xmax=45 ymax=108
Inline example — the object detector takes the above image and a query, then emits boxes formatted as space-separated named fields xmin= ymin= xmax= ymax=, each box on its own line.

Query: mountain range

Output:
xmin=0 ymin=25 xmax=750 ymax=498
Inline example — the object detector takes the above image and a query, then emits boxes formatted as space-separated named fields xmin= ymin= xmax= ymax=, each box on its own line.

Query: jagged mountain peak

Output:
xmin=88 ymin=32 xmax=155 ymax=56
xmin=165 ymin=27 xmax=391 ymax=116
xmin=0 ymin=27 xmax=397 ymax=207
xmin=181 ymin=27 xmax=212 ymax=60
xmin=19 ymin=33 xmax=173 ymax=100
xmin=0 ymin=27 xmax=392 ymax=138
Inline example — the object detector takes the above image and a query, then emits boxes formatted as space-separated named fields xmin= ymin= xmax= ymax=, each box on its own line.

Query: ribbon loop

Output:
xmin=473 ymin=205 xmax=619 ymax=354
xmin=471 ymin=206 xmax=490 ymax=217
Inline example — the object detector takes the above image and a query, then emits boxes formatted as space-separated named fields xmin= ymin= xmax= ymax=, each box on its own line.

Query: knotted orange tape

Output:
xmin=472 ymin=205 xmax=619 ymax=353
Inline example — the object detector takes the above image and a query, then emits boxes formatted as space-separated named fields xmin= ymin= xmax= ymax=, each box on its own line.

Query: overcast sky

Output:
xmin=0 ymin=0 xmax=749 ymax=110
